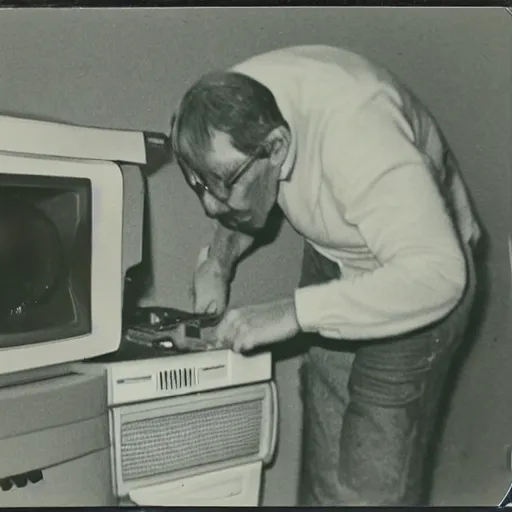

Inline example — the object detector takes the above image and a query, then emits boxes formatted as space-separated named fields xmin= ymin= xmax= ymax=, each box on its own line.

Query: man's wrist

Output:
xmin=277 ymin=296 xmax=300 ymax=334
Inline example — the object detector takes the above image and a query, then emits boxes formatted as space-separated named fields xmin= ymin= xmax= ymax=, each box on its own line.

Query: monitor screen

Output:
xmin=0 ymin=114 xmax=158 ymax=375
xmin=0 ymin=173 xmax=92 ymax=347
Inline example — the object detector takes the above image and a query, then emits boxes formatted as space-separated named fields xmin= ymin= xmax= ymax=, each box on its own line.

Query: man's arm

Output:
xmin=192 ymin=221 xmax=255 ymax=314
xmin=294 ymin=93 xmax=467 ymax=340
xmin=203 ymin=221 xmax=256 ymax=281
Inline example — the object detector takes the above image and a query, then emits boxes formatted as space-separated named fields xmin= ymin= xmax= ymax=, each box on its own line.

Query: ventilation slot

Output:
xmin=157 ymin=367 xmax=197 ymax=391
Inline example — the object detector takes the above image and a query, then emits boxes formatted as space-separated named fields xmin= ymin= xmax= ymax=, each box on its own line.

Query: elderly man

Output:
xmin=170 ymin=45 xmax=480 ymax=506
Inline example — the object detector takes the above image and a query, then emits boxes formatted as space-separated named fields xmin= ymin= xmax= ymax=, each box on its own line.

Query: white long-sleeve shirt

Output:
xmin=232 ymin=45 xmax=480 ymax=340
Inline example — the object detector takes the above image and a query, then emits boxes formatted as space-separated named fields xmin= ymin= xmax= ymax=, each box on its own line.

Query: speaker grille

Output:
xmin=120 ymin=398 xmax=263 ymax=481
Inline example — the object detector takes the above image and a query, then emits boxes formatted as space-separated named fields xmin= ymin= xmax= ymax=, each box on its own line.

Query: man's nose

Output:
xmin=202 ymin=190 xmax=230 ymax=218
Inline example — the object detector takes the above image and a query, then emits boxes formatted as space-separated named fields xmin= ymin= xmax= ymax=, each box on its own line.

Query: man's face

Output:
xmin=191 ymin=131 xmax=281 ymax=235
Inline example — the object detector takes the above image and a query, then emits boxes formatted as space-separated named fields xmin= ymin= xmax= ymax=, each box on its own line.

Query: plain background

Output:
xmin=0 ymin=7 xmax=510 ymax=506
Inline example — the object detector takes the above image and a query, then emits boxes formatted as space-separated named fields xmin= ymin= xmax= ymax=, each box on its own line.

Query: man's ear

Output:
xmin=169 ymin=113 xmax=177 ymax=160
xmin=266 ymin=126 xmax=290 ymax=166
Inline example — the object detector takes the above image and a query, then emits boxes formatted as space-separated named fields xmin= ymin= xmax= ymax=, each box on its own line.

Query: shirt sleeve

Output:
xmin=293 ymin=91 xmax=468 ymax=340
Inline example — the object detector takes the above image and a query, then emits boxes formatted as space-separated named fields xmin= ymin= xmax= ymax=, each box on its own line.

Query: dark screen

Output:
xmin=0 ymin=174 xmax=92 ymax=347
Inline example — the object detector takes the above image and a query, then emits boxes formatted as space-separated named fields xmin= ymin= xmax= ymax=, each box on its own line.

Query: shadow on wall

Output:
xmin=423 ymin=199 xmax=490 ymax=503
xmin=123 ymin=177 xmax=156 ymax=317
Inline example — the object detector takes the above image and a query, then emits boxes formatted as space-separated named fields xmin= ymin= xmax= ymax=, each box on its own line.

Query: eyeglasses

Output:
xmin=175 ymin=145 xmax=269 ymax=205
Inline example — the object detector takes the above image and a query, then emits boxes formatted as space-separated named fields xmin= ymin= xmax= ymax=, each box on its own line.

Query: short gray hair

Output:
xmin=171 ymin=71 xmax=287 ymax=175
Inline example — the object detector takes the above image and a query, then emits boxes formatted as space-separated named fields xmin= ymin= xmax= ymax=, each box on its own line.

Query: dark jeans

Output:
xmin=297 ymin=241 xmax=477 ymax=506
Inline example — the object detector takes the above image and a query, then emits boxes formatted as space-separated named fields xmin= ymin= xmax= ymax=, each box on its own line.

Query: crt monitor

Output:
xmin=0 ymin=114 xmax=168 ymax=376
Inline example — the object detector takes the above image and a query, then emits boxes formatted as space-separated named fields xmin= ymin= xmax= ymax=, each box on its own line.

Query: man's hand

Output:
xmin=192 ymin=224 xmax=255 ymax=315
xmin=213 ymin=297 xmax=300 ymax=353
xmin=192 ymin=247 xmax=230 ymax=315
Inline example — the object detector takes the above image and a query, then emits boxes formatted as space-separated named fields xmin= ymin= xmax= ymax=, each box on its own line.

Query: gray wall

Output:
xmin=0 ymin=7 xmax=510 ymax=506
